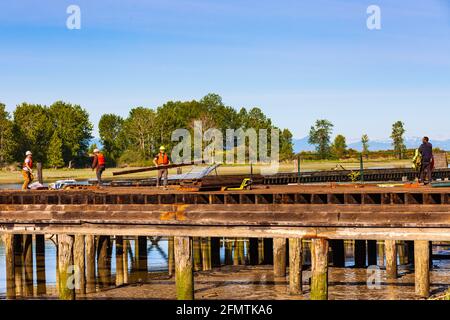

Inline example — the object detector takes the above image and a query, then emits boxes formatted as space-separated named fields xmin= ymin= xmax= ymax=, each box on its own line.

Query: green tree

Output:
xmin=332 ymin=134 xmax=347 ymax=159
xmin=99 ymin=114 xmax=125 ymax=164
xmin=0 ymin=103 xmax=16 ymax=164
xmin=361 ymin=134 xmax=370 ymax=159
xmin=391 ymin=121 xmax=406 ymax=159
xmin=48 ymin=101 xmax=93 ymax=165
xmin=47 ymin=132 xmax=65 ymax=168
xmin=279 ymin=128 xmax=294 ymax=161
xmin=309 ymin=119 xmax=334 ymax=159
xmin=122 ymin=107 xmax=157 ymax=159
xmin=13 ymin=103 xmax=52 ymax=163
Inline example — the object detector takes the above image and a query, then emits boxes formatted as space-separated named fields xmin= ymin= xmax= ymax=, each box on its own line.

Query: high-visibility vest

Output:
xmin=23 ymin=158 xmax=33 ymax=170
xmin=156 ymin=153 xmax=169 ymax=165
xmin=97 ymin=153 xmax=106 ymax=166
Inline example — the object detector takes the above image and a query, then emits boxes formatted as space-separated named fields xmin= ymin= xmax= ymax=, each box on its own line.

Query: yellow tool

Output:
xmin=222 ymin=178 xmax=252 ymax=191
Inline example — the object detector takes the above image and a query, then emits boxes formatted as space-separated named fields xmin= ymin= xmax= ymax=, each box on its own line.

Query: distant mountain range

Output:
xmin=294 ymin=136 xmax=450 ymax=153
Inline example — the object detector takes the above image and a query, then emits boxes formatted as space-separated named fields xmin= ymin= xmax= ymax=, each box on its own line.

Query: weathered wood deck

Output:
xmin=1 ymin=185 xmax=450 ymax=240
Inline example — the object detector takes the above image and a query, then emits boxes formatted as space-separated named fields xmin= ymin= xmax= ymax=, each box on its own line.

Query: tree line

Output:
xmin=307 ymin=119 xmax=410 ymax=160
xmin=0 ymin=94 xmax=295 ymax=168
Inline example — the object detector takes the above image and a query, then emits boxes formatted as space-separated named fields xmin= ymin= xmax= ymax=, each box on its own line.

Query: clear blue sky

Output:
xmin=0 ymin=0 xmax=449 ymax=141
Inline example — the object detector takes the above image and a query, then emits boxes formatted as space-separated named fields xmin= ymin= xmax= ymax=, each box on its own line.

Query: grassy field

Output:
xmin=0 ymin=159 xmax=412 ymax=184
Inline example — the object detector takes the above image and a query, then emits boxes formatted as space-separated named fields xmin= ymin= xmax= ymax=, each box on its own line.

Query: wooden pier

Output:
xmin=1 ymin=184 xmax=450 ymax=300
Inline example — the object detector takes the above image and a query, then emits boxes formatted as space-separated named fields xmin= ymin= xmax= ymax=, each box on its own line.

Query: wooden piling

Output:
xmin=4 ymin=234 xmax=16 ymax=299
xmin=354 ymin=240 xmax=366 ymax=268
xmin=97 ymin=236 xmax=112 ymax=288
xmin=168 ymin=237 xmax=175 ymax=277
xmin=13 ymin=234 xmax=23 ymax=297
xmin=193 ymin=237 xmax=202 ymax=271
xmin=233 ymin=239 xmax=240 ymax=266
xmin=174 ymin=236 xmax=194 ymax=300
xmin=330 ymin=240 xmax=345 ymax=267
xmin=414 ymin=240 xmax=430 ymax=298
xmin=367 ymin=240 xmax=377 ymax=266
xmin=23 ymin=235 xmax=34 ymax=297
xmin=201 ymin=237 xmax=212 ymax=271
xmin=238 ymin=238 xmax=246 ymax=265
xmin=225 ymin=239 xmax=233 ymax=265
xmin=115 ymin=236 xmax=124 ymax=286
xmin=289 ymin=238 xmax=303 ymax=295
xmin=258 ymin=239 xmax=265 ymax=265
xmin=123 ymin=239 xmax=129 ymax=284
xmin=74 ymin=235 xmax=86 ymax=294
xmin=310 ymin=238 xmax=329 ymax=300
xmin=273 ymin=238 xmax=287 ymax=277
xmin=398 ymin=241 xmax=407 ymax=265
xmin=377 ymin=241 xmax=385 ymax=266
xmin=210 ymin=237 xmax=221 ymax=268
xmin=58 ymin=234 xmax=75 ymax=300
xmin=137 ymin=236 xmax=148 ymax=282
xmin=385 ymin=240 xmax=397 ymax=279
xmin=35 ymin=234 xmax=46 ymax=296
xmin=85 ymin=235 xmax=96 ymax=293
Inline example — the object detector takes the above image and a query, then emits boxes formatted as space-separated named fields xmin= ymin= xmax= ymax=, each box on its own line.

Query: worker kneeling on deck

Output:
xmin=153 ymin=146 xmax=171 ymax=188
xmin=22 ymin=151 xmax=34 ymax=190
xmin=419 ymin=137 xmax=434 ymax=185
xmin=92 ymin=149 xmax=106 ymax=186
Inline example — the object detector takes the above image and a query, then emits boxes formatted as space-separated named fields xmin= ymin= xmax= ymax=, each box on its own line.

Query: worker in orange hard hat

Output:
xmin=92 ymin=149 xmax=106 ymax=186
xmin=153 ymin=146 xmax=171 ymax=188
xmin=22 ymin=151 xmax=34 ymax=190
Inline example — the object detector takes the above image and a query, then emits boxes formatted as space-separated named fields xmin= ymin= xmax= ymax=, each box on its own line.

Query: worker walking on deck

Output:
xmin=22 ymin=151 xmax=34 ymax=190
xmin=92 ymin=149 xmax=106 ymax=186
xmin=419 ymin=137 xmax=434 ymax=185
xmin=153 ymin=146 xmax=171 ymax=188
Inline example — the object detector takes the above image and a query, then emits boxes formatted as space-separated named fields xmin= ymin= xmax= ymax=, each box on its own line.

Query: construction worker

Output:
xmin=22 ymin=151 xmax=34 ymax=190
xmin=92 ymin=149 xmax=106 ymax=185
xmin=419 ymin=136 xmax=434 ymax=185
xmin=153 ymin=146 xmax=171 ymax=188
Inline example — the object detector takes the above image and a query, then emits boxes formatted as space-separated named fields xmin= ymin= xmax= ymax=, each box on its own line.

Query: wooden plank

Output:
xmin=113 ymin=162 xmax=201 ymax=176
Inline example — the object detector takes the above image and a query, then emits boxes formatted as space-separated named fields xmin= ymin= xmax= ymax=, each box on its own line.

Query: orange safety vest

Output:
xmin=156 ymin=152 xmax=169 ymax=165
xmin=97 ymin=153 xmax=106 ymax=166
xmin=23 ymin=158 xmax=33 ymax=170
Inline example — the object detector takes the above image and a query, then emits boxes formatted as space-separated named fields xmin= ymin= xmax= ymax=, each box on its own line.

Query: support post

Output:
xmin=174 ymin=236 xmax=194 ymax=300
xmin=85 ymin=235 xmax=96 ymax=293
xmin=13 ymin=235 xmax=23 ymax=297
xmin=168 ymin=237 xmax=175 ymax=277
xmin=385 ymin=240 xmax=398 ymax=279
xmin=36 ymin=234 xmax=46 ymax=296
xmin=258 ymin=239 xmax=265 ymax=265
xmin=4 ymin=234 xmax=16 ymax=299
xmin=193 ymin=237 xmax=202 ymax=271
xmin=97 ymin=236 xmax=112 ymax=288
xmin=58 ymin=234 xmax=75 ymax=300
xmin=224 ymin=239 xmax=233 ymax=265
xmin=115 ymin=236 xmax=124 ymax=286
xmin=123 ymin=239 xmax=129 ymax=284
xmin=238 ymin=238 xmax=245 ymax=265
xmin=273 ymin=238 xmax=287 ymax=277
xmin=289 ymin=238 xmax=303 ymax=295
xmin=233 ymin=239 xmax=240 ymax=266
xmin=201 ymin=237 xmax=212 ymax=271
xmin=137 ymin=236 xmax=148 ymax=282
xmin=414 ymin=240 xmax=430 ymax=298
xmin=311 ymin=238 xmax=329 ymax=300
xmin=74 ymin=235 xmax=86 ymax=295
xmin=23 ymin=235 xmax=34 ymax=297
xmin=37 ymin=162 xmax=43 ymax=184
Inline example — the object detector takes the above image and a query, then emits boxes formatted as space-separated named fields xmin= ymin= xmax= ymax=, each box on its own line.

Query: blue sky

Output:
xmin=0 ymin=0 xmax=449 ymax=141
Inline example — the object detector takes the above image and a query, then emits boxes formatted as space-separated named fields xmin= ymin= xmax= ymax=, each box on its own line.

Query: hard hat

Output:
xmin=26 ymin=151 xmax=32 ymax=156
xmin=159 ymin=146 xmax=166 ymax=151
xmin=93 ymin=149 xmax=100 ymax=153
